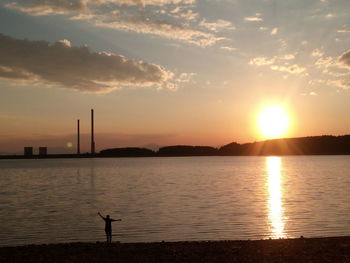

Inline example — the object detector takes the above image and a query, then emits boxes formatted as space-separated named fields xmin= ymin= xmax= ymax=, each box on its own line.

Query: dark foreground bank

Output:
xmin=1 ymin=237 xmax=350 ymax=263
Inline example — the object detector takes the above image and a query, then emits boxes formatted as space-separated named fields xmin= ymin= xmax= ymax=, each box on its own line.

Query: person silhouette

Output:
xmin=98 ymin=212 xmax=121 ymax=243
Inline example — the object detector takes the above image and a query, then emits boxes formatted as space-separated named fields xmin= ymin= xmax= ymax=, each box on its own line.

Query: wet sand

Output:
xmin=1 ymin=236 xmax=350 ymax=263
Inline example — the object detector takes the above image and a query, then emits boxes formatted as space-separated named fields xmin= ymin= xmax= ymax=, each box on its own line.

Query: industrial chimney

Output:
xmin=91 ymin=109 xmax=95 ymax=154
xmin=77 ymin=119 xmax=80 ymax=155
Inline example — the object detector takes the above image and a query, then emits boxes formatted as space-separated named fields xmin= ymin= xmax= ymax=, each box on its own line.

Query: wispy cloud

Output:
xmin=337 ymin=29 xmax=350 ymax=33
xmin=244 ymin=17 xmax=263 ymax=22
xmin=250 ymin=54 xmax=305 ymax=75
xmin=3 ymin=0 xmax=224 ymax=47
xmin=279 ymin=54 xmax=295 ymax=60
xmin=93 ymin=17 xmax=222 ymax=47
xmin=199 ymin=19 xmax=235 ymax=32
xmin=315 ymin=56 xmax=335 ymax=67
xmin=4 ymin=0 xmax=87 ymax=15
xmin=270 ymin=27 xmax=278 ymax=35
xmin=325 ymin=13 xmax=335 ymax=19
xmin=0 ymin=33 xmax=176 ymax=93
xmin=270 ymin=64 xmax=306 ymax=74
xmin=244 ymin=13 xmax=263 ymax=22
xmin=327 ymin=79 xmax=350 ymax=90
xmin=5 ymin=0 xmax=197 ymax=13
xmin=311 ymin=49 xmax=324 ymax=57
xmin=312 ymin=50 xmax=350 ymax=89
xmin=339 ymin=49 xmax=350 ymax=69
xmin=249 ymin=56 xmax=275 ymax=66
xmin=301 ymin=91 xmax=318 ymax=96
xmin=171 ymin=9 xmax=198 ymax=21
xmin=220 ymin=46 xmax=237 ymax=52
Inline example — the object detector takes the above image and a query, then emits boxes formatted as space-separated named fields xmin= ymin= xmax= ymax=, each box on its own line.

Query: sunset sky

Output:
xmin=1 ymin=0 xmax=350 ymax=154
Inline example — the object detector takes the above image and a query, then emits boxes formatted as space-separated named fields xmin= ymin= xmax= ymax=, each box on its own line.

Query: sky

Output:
xmin=0 ymin=0 xmax=350 ymax=154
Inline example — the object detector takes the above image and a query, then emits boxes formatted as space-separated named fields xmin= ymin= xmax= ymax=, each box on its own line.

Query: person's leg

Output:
xmin=105 ymin=231 xmax=109 ymax=243
xmin=106 ymin=231 xmax=111 ymax=243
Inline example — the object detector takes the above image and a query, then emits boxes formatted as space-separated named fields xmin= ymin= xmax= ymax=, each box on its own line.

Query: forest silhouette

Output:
xmin=100 ymin=135 xmax=350 ymax=157
xmin=1 ymin=135 xmax=350 ymax=159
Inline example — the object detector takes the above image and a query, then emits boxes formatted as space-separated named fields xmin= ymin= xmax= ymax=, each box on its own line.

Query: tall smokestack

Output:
xmin=91 ymin=109 xmax=95 ymax=154
xmin=77 ymin=119 xmax=80 ymax=155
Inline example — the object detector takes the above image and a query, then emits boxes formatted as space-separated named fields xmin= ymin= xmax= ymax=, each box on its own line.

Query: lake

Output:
xmin=0 ymin=156 xmax=349 ymax=246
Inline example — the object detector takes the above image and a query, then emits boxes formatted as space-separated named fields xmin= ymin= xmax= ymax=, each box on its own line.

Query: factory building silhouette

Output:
xmin=23 ymin=147 xmax=47 ymax=156
xmin=39 ymin=147 xmax=47 ymax=156
xmin=24 ymin=147 xmax=33 ymax=156
xmin=23 ymin=109 xmax=95 ymax=157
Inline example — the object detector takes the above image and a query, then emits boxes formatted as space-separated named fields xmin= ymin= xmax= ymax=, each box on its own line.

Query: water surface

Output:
xmin=0 ymin=156 xmax=349 ymax=246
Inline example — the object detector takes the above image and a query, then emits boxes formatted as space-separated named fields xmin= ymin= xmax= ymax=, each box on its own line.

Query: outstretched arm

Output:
xmin=111 ymin=219 xmax=122 ymax=222
xmin=97 ymin=212 xmax=105 ymax=220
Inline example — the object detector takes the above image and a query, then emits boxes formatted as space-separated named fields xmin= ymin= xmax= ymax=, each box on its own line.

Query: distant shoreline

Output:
xmin=1 ymin=236 xmax=350 ymax=262
xmin=1 ymin=153 xmax=350 ymax=160
xmin=1 ymin=134 xmax=350 ymax=159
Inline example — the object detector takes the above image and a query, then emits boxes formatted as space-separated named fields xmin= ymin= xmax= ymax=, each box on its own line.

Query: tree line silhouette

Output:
xmin=1 ymin=135 xmax=349 ymax=159
xmin=99 ymin=135 xmax=350 ymax=157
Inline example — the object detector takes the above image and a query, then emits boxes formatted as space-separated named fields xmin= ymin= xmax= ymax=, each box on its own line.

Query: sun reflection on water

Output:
xmin=266 ymin=156 xmax=286 ymax=238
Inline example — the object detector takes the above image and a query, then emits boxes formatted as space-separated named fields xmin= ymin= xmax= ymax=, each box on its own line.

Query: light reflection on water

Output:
xmin=266 ymin=157 xmax=286 ymax=238
xmin=0 ymin=156 xmax=350 ymax=246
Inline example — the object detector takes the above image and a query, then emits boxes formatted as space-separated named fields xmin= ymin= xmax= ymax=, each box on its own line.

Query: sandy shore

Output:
xmin=1 ymin=236 xmax=350 ymax=262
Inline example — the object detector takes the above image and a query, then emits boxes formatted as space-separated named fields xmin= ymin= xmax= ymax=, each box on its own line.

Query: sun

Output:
xmin=258 ymin=106 xmax=289 ymax=139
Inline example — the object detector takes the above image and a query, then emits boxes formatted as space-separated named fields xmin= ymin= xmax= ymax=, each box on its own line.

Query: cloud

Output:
xmin=0 ymin=65 xmax=35 ymax=80
xmin=172 ymin=9 xmax=198 ymax=21
xmin=220 ymin=46 xmax=237 ymax=52
xmin=315 ymin=50 xmax=350 ymax=71
xmin=58 ymin=39 xmax=72 ymax=47
xmin=170 ymin=6 xmax=182 ymax=13
xmin=339 ymin=49 xmax=350 ymax=69
xmin=250 ymin=54 xmax=306 ymax=75
xmin=301 ymin=91 xmax=318 ymax=96
xmin=328 ymin=79 xmax=350 ymax=90
xmin=270 ymin=27 xmax=278 ymax=35
xmin=325 ymin=13 xmax=335 ymax=19
xmin=279 ymin=54 xmax=295 ymax=60
xmin=270 ymin=64 xmax=306 ymax=74
xmin=199 ymin=19 xmax=235 ymax=32
xmin=0 ymin=33 xmax=175 ymax=93
xmin=249 ymin=56 xmax=275 ymax=66
xmin=311 ymin=50 xmax=350 ymax=90
xmin=4 ymin=0 xmax=87 ymax=15
xmin=311 ymin=49 xmax=324 ymax=57
xmin=315 ymin=56 xmax=334 ymax=67
xmin=244 ymin=17 xmax=263 ymax=22
xmin=244 ymin=13 xmax=263 ymax=22
xmin=93 ymin=17 xmax=222 ymax=47
xmin=5 ymin=0 xmax=196 ymax=13
xmin=3 ymin=0 xmax=223 ymax=47
xmin=175 ymin=72 xmax=196 ymax=83
xmin=97 ymin=0 xmax=197 ymax=6
xmin=337 ymin=30 xmax=350 ymax=33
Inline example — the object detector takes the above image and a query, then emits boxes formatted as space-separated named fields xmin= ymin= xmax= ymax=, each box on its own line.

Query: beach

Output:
xmin=1 ymin=236 xmax=350 ymax=263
